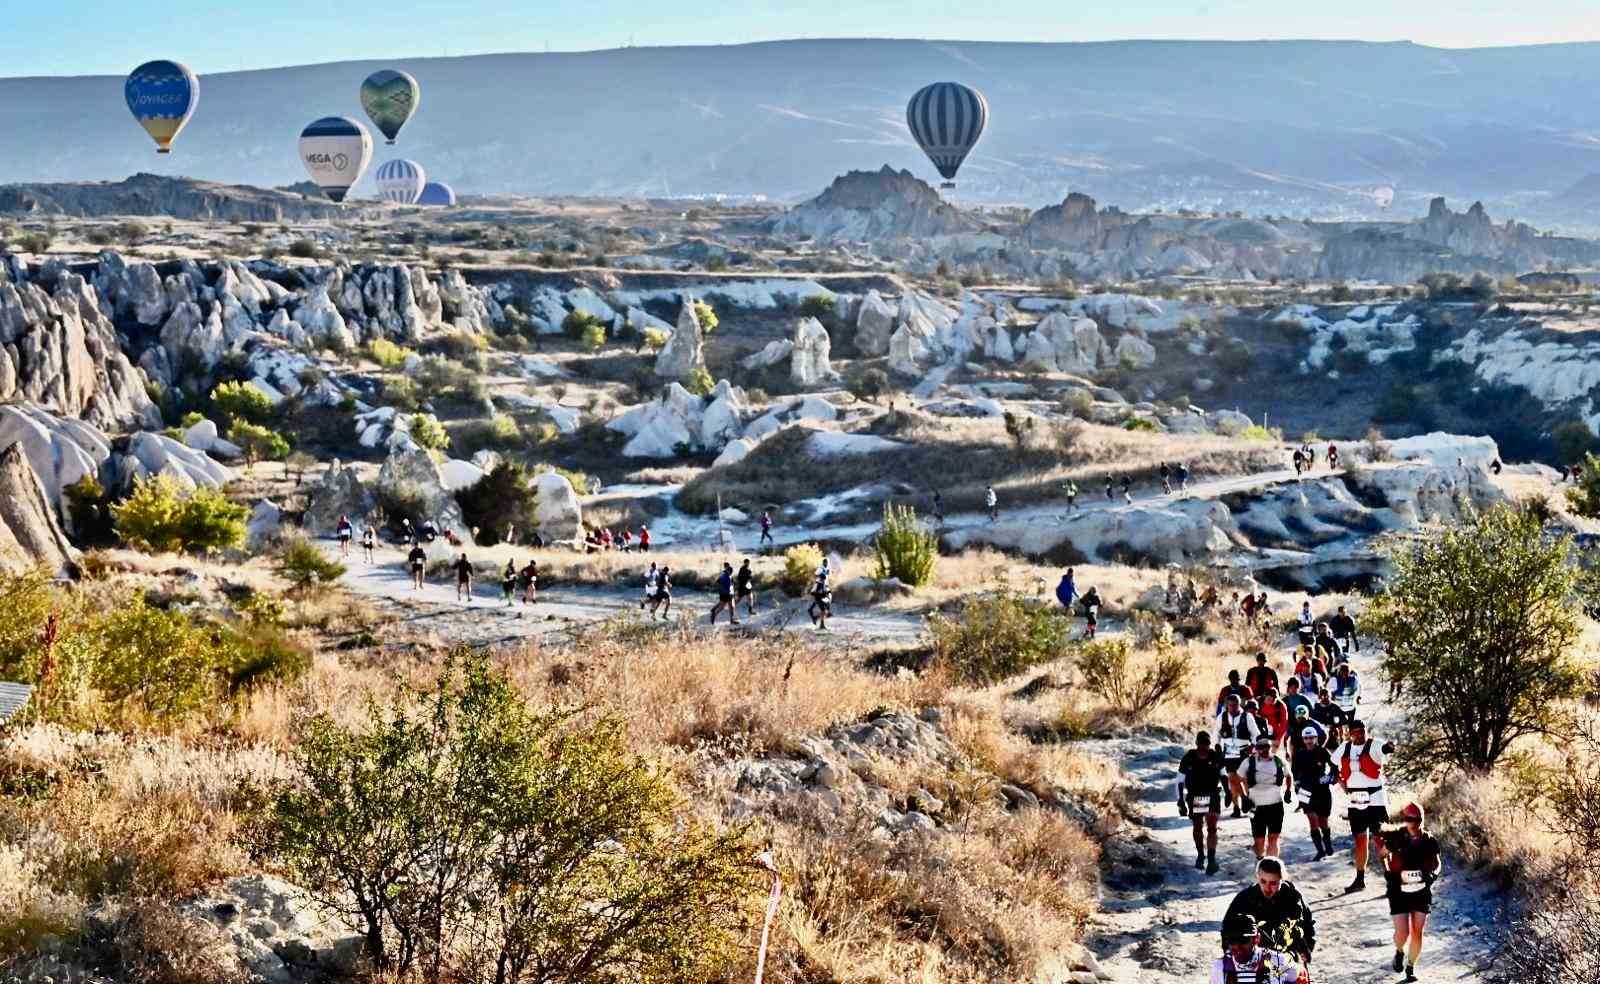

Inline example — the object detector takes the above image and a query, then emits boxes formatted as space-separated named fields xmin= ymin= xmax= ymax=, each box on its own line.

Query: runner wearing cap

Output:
xmin=1179 ymin=731 xmax=1227 ymax=875
xmin=1210 ymin=913 xmax=1301 ymax=984
xmin=1336 ymin=718 xmax=1396 ymax=893
xmin=1378 ymin=802 xmax=1442 ymax=982
xmin=1232 ymin=735 xmax=1290 ymax=860
xmin=1290 ymin=723 xmax=1338 ymax=860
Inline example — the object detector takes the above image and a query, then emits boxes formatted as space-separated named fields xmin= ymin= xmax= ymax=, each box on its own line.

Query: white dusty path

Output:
xmin=1086 ymin=642 xmax=1502 ymax=984
xmin=322 ymin=541 xmax=927 ymax=650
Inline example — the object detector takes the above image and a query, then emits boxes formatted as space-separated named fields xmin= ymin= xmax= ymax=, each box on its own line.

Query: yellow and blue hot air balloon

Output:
xmin=125 ymin=60 xmax=199 ymax=153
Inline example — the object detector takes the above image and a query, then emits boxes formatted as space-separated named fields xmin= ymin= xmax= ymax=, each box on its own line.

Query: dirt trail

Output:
xmin=1087 ymin=643 xmax=1502 ymax=983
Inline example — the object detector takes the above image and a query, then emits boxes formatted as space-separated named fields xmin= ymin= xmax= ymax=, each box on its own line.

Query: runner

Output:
xmin=500 ymin=560 xmax=517 ymax=606
xmin=1378 ymin=803 xmax=1443 ymax=982
xmin=1216 ymin=669 xmax=1254 ymax=717
xmin=1175 ymin=462 xmax=1190 ymax=492
xmin=1063 ymin=481 xmax=1078 ymax=511
xmin=1232 ymin=736 xmax=1290 ymax=859
xmin=648 ymin=565 xmax=672 ymax=619
xmin=1329 ymin=604 xmax=1359 ymax=655
xmin=336 ymin=515 xmax=354 ymax=557
xmin=1290 ymin=705 xmax=1326 ymax=747
xmin=1223 ymin=857 xmax=1317 ymax=971
xmin=933 ymin=490 xmax=945 ymax=523
xmin=360 ymin=524 xmax=376 ymax=564
xmin=1121 ymin=476 xmax=1133 ymax=504
xmin=1310 ymin=688 xmax=1348 ymax=747
xmin=453 ymin=552 xmax=473 ymax=603
xmin=1335 ymin=719 xmax=1396 ymax=893
xmin=1292 ymin=648 xmax=1328 ymax=697
xmin=759 ymin=510 xmax=774 ymax=546
xmin=985 ymin=485 xmax=998 ymax=522
xmin=1160 ymin=461 xmax=1173 ymax=494
xmin=519 ymin=559 xmax=538 ymax=603
xmin=1281 ymin=677 xmax=1313 ymax=722
xmin=735 ymin=558 xmax=757 ymax=615
xmin=709 ymin=562 xmax=740 ymax=625
xmin=1216 ymin=694 xmax=1261 ymax=818
xmin=1313 ymin=622 xmax=1342 ymax=666
xmin=1258 ymin=689 xmax=1289 ymax=752
xmin=407 ymin=541 xmax=427 ymax=590
xmin=1179 ymin=731 xmax=1227 ymax=874
xmin=1491 ymin=457 xmax=1503 ymax=476
xmin=1296 ymin=602 xmax=1315 ymax=648
xmin=1055 ymin=568 xmax=1077 ymax=615
xmin=1290 ymin=725 xmax=1338 ymax=860
xmin=1241 ymin=591 xmax=1259 ymax=627
xmin=1210 ymin=914 xmax=1301 ymax=984
xmin=1293 ymin=448 xmax=1305 ymax=476
xmin=1080 ymin=586 xmax=1101 ymax=639
xmin=1104 ymin=478 xmax=1115 ymax=501
xmin=1245 ymin=651 xmax=1279 ymax=699
xmin=638 ymin=524 xmax=651 ymax=553
xmin=808 ymin=564 xmax=832 ymax=630
xmin=639 ymin=562 xmax=658 ymax=611
xmin=1327 ymin=442 xmax=1339 ymax=470
xmin=1331 ymin=662 xmax=1361 ymax=717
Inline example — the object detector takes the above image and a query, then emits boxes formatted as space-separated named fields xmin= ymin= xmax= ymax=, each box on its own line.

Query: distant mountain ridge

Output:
xmin=4 ymin=40 xmax=1600 ymax=226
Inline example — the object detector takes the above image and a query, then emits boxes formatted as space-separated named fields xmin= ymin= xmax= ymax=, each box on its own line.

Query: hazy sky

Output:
xmin=5 ymin=0 xmax=1599 ymax=76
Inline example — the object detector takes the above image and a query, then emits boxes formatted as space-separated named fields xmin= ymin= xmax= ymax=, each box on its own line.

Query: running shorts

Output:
xmin=1385 ymin=873 xmax=1433 ymax=915
xmin=1295 ymin=785 xmax=1332 ymax=817
xmin=1348 ymin=803 xmax=1389 ymax=835
xmin=1186 ymin=789 xmax=1222 ymax=816
xmin=1251 ymin=803 xmax=1285 ymax=837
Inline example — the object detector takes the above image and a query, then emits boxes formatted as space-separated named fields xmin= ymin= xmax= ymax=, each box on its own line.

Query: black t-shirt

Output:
xmin=1383 ymin=830 xmax=1442 ymax=879
xmin=1310 ymin=702 xmax=1346 ymax=730
xmin=1179 ymin=747 xmax=1226 ymax=795
xmin=735 ymin=568 xmax=754 ymax=592
xmin=1290 ymin=745 xmax=1335 ymax=787
xmin=408 ymin=548 xmax=426 ymax=567
xmin=454 ymin=559 xmax=473 ymax=580
xmin=1329 ymin=613 xmax=1356 ymax=637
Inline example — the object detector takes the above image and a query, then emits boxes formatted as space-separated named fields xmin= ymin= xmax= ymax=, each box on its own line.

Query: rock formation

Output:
xmin=768 ymin=166 xmax=981 ymax=242
xmin=532 ymin=472 xmax=583 ymax=545
xmin=654 ymin=297 xmax=706 ymax=381
xmin=790 ymin=317 xmax=837 ymax=386
xmin=304 ymin=462 xmax=374 ymax=536
xmin=0 ymin=443 xmax=76 ymax=576
xmin=0 ymin=173 xmax=354 ymax=222
xmin=377 ymin=446 xmax=471 ymax=542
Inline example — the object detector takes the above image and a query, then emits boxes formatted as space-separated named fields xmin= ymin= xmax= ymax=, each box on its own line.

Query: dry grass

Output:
xmin=681 ymin=414 xmax=1285 ymax=517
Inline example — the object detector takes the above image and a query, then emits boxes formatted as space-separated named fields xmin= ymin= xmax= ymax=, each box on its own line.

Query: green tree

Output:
xmin=929 ymin=584 xmax=1071 ymax=685
xmin=455 ymin=463 xmax=540 ymax=546
xmin=276 ymin=536 xmax=346 ymax=591
xmin=693 ymin=300 xmax=719 ymax=334
xmin=1366 ymin=505 xmax=1587 ymax=776
xmin=640 ymin=327 xmax=669 ymax=352
xmin=561 ymin=310 xmax=604 ymax=341
xmin=228 ymin=420 xmax=290 ymax=470
xmin=580 ymin=322 xmax=606 ymax=351
xmin=409 ymin=413 xmax=450 ymax=451
xmin=871 ymin=503 xmax=937 ymax=587
xmin=210 ymin=380 xmax=274 ymax=424
xmin=684 ymin=366 xmax=715 ymax=397
xmin=780 ymin=543 xmax=823 ymax=597
xmin=1553 ymin=419 xmax=1600 ymax=466
xmin=1568 ymin=453 xmax=1600 ymax=518
xmin=267 ymin=651 xmax=753 ymax=979
xmin=112 ymin=475 xmax=247 ymax=554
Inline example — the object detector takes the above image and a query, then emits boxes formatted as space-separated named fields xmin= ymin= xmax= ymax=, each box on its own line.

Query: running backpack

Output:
xmin=1339 ymin=739 xmax=1382 ymax=782
xmin=1245 ymin=755 xmax=1284 ymax=791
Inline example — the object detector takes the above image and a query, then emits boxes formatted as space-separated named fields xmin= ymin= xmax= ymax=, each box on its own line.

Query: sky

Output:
xmin=4 ymin=0 xmax=1600 ymax=76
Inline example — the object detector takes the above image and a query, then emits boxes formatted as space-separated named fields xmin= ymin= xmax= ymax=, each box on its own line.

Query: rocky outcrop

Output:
xmin=108 ymin=432 xmax=232 ymax=493
xmin=791 ymin=317 xmax=837 ymax=386
xmin=532 ymin=472 xmax=583 ymax=545
xmin=855 ymin=290 xmax=897 ymax=356
xmin=0 ymin=402 xmax=111 ymax=507
xmin=377 ymin=446 xmax=471 ymax=542
xmin=741 ymin=339 xmax=793 ymax=372
xmin=1020 ymin=192 xmax=1134 ymax=250
xmin=0 ymin=444 xmax=76 ymax=576
xmin=1020 ymin=312 xmax=1104 ymax=373
xmin=654 ymin=297 xmax=705 ymax=381
xmin=246 ymin=499 xmax=283 ymax=551
xmin=183 ymin=873 xmax=367 ymax=984
xmin=0 ymin=173 xmax=354 ymax=222
xmin=304 ymin=462 xmax=374 ymax=536
xmin=768 ymin=166 xmax=981 ymax=242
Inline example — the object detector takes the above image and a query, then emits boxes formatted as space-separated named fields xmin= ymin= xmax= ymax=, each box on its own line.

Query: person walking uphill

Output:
xmin=336 ymin=515 xmax=354 ymax=557
xmin=1291 ymin=725 xmax=1338 ymax=860
xmin=408 ymin=541 xmax=427 ymax=590
xmin=1217 ymin=694 xmax=1262 ymax=817
xmin=453 ymin=552 xmax=474 ymax=603
xmin=1055 ymin=569 xmax=1077 ymax=614
xmin=1379 ymin=803 xmax=1443 ymax=982
xmin=1211 ymin=914 xmax=1301 ymax=984
xmin=759 ymin=510 xmax=774 ymax=546
xmin=734 ymin=558 xmax=757 ymax=615
xmin=1246 ymin=651 xmax=1279 ymax=700
xmin=709 ymin=562 xmax=740 ymax=625
xmin=1337 ymin=719 xmax=1396 ymax=894
xmin=1224 ymin=857 xmax=1317 ymax=972
xmin=1179 ymin=731 xmax=1227 ymax=874
xmin=985 ymin=485 xmax=998 ymax=522
xmin=1232 ymin=736 xmax=1291 ymax=860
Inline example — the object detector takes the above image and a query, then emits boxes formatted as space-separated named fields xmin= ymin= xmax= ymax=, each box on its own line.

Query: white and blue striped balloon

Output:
xmin=418 ymin=181 xmax=456 ymax=207
xmin=375 ymin=158 xmax=426 ymax=204
xmin=905 ymin=81 xmax=988 ymax=189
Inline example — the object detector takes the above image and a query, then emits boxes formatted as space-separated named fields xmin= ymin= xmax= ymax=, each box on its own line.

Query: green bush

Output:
xmin=1238 ymin=424 xmax=1276 ymax=441
xmin=95 ymin=596 xmax=233 ymax=720
xmin=871 ymin=503 xmax=937 ymax=587
xmin=580 ymin=323 xmax=606 ymax=351
xmin=209 ymin=380 xmax=274 ymax=424
xmin=276 ymin=536 xmax=346 ymax=592
xmin=368 ymin=338 xmax=413 ymax=369
xmin=1123 ymin=417 xmax=1158 ymax=433
xmin=377 ymin=481 xmax=430 ymax=535
xmin=693 ymin=300 xmax=719 ymax=334
xmin=562 ymin=310 xmax=604 ymax=341
xmin=1568 ymin=453 xmax=1600 ymax=518
xmin=227 ymin=420 xmax=289 ymax=469
xmin=267 ymin=651 xmax=753 ymax=977
xmin=63 ymin=474 xmax=114 ymax=544
xmin=112 ymin=475 xmax=247 ymax=555
xmin=455 ymin=463 xmax=540 ymax=546
xmin=781 ymin=543 xmax=824 ymax=597
xmin=14 ymin=231 xmax=51 ymax=254
xmin=1075 ymin=634 xmax=1190 ymax=720
xmin=847 ymin=368 xmax=889 ymax=400
xmin=448 ymin=414 xmax=521 ymax=457
xmin=797 ymin=293 xmax=836 ymax=320
xmin=641 ymin=327 xmax=669 ymax=352
xmin=288 ymin=238 xmax=320 ymax=259
xmin=929 ymin=586 xmax=1071 ymax=685
xmin=409 ymin=413 xmax=449 ymax=450
xmin=685 ymin=366 xmax=715 ymax=397
xmin=1553 ymin=419 xmax=1600 ymax=466
xmin=381 ymin=376 xmax=423 ymax=411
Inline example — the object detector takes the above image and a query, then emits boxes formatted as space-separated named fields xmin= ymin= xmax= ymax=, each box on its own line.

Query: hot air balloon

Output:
xmin=298 ymin=117 xmax=373 ymax=203
xmin=125 ymin=60 xmax=199 ymax=153
xmin=418 ymin=181 xmax=457 ymax=207
xmin=360 ymin=70 xmax=421 ymax=144
xmin=375 ymin=159 xmax=426 ymax=204
xmin=906 ymin=82 xmax=988 ymax=189
xmin=1373 ymin=186 xmax=1395 ymax=210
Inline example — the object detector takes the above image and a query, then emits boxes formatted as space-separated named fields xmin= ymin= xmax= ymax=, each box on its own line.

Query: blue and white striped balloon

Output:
xmin=418 ymin=181 xmax=456 ymax=207
xmin=375 ymin=159 xmax=426 ymax=204
xmin=905 ymin=82 xmax=988 ymax=189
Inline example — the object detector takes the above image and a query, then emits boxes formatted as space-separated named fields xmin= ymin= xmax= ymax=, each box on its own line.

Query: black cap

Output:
xmin=1222 ymin=913 xmax=1259 ymax=943
xmin=1349 ymin=719 xmax=1366 ymax=730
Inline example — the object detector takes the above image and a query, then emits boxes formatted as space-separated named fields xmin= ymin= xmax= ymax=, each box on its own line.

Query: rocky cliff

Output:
xmin=0 ymin=173 xmax=353 ymax=222
xmin=0 ymin=443 xmax=76 ymax=577
xmin=768 ymin=167 xmax=981 ymax=242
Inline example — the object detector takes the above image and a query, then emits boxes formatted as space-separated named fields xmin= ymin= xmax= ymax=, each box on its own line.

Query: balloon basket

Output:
xmin=940 ymin=182 xmax=955 ymax=190
xmin=157 ymin=149 xmax=170 ymax=155
xmin=386 ymin=140 xmax=396 ymax=145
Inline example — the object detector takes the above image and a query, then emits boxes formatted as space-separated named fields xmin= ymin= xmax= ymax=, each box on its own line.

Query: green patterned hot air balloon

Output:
xmin=359 ymin=69 xmax=420 ymax=144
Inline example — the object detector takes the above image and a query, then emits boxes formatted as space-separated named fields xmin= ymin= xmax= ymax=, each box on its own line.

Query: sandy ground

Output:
xmin=1087 ymin=640 xmax=1500 ymax=984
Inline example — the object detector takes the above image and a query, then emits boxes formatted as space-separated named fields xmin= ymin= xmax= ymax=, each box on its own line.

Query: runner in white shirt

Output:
xmin=1335 ymin=718 xmax=1395 ymax=894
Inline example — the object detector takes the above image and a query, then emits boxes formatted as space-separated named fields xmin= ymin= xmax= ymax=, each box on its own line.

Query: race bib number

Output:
xmin=1336 ymin=695 xmax=1357 ymax=712
xmin=1348 ymin=790 xmax=1371 ymax=809
xmin=1191 ymin=796 xmax=1211 ymax=811
xmin=1296 ymin=788 xmax=1313 ymax=805
xmin=1222 ymin=739 xmax=1246 ymax=756
xmin=1401 ymin=870 xmax=1426 ymax=892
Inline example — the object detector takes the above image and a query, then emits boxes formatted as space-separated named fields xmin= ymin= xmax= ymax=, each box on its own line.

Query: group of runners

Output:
xmin=1188 ymin=610 xmax=1443 ymax=983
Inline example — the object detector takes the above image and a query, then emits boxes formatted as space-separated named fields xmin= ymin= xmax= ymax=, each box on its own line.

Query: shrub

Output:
xmin=112 ymin=476 xmax=247 ymax=555
xmin=449 ymin=414 xmax=521 ymax=457
xmin=1123 ymin=417 xmax=1158 ymax=432
xmin=226 ymin=420 xmax=289 ymax=469
xmin=209 ymin=380 xmax=273 ymax=424
xmin=288 ymin=238 xmax=320 ymax=259
xmin=63 ymin=474 xmax=114 ymax=544
xmin=798 ymin=293 xmax=836 ymax=320
xmin=94 ymin=596 xmax=236 ymax=719
xmin=929 ymin=586 xmax=1071 ymax=685
xmin=1568 ymin=453 xmax=1600 ymax=518
xmin=376 ymin=480 xmax=429 ymax=535
xmin=408 ymin=413 xmax=449 ymax=450
xmin=381 ymin=376 xmax=423 ymax=410
xmin=455 ymin=463 xmax=540 ymax=546
xmin=685 ymin=366 xmax=715 ymax=397
xmin=275 ymin=536 xmax=346 ymax=592
xmin=368 ymin=337 xmax=412 ymax=368
xmin=1553 ymin=419 xmax=1600 ymax=465
xmin=848 ymin=368 xmax=889 ymax=400
xmin=1367 ymin=504 xmax=1586 ymax=777
xmin=1215 ymin=340 xmax=1255 ymax=376
xmin=641 ymin=327 xmax=668 ymax=352
xmin=781 ymin=543 xmax=824 ymax=597
xmin=693 ymin=300 xmax=719 ymax=334
xmin=871 ymin=503 xmax=937 ymax=587
xmin=1238 ymin=424 xmax=1276 ymax=441
xmin=561 ymin=310 xmax=604 ymax=341
xmin=266 ymin=651 xmax=753 ymax=977
xmin=15 ymin=231 xmax=51 ymax=254
xmin=580 ymin=323 xmax=606 ymax=351
xmin=1061 ymin=389 xmax=1095 ymax=419
xmin=1074 ymin=634 xmax=1190 ymax=720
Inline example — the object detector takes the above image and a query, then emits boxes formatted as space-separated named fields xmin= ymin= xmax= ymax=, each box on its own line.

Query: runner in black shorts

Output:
xmin=1232 ymin=736 xmax=1290 ymax=860
xmin=1290 ymin=725 xmax=1337 ymax=860
xmin=1379 ymin=803 xmax=1441 ymax=982
xmin=1178 ymin=731 xmax=1226 ymax=874
xmin=407 ymin=541 xmax=427 ymax=590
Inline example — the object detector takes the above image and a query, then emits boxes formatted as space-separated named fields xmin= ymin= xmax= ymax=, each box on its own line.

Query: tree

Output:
xmin=112 ymin=475 xmax=247 ymax=554
xmin=1568 ymin=453 xmax=1600 ymax=518
xmin=684 ymin=366 xmax=714 ymax=397
xmin=872 ymin=503 xmax=937 ymax=587
xmin=285 ymin=450 xmax=318 ymax=485
xmin=580 ymin=323 xmax=606 ymax=351
xmin=455 ymin=463 xmax=539 ymax=546
xmin=210 ymin=380 xmax=274 ymax=425
xmin=409 ymin=413 xmax=450 ymax=451
xmin=267 ymin=651 xmax=753 ymax=980
xmin=1553 ymin=419 xmax=1600 ymax=466
xmin=561 ymin=310 xmax=604 ymax=341
xmin=693 ymin=300 xmax=719 ymax=335
xmin=228 ymin=420 xmax=290 ymax=470
xmin=276 ymin=536 xmax=346 ymax=591
xmin=1366 ymin=505 xmax=1586 ymax=777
